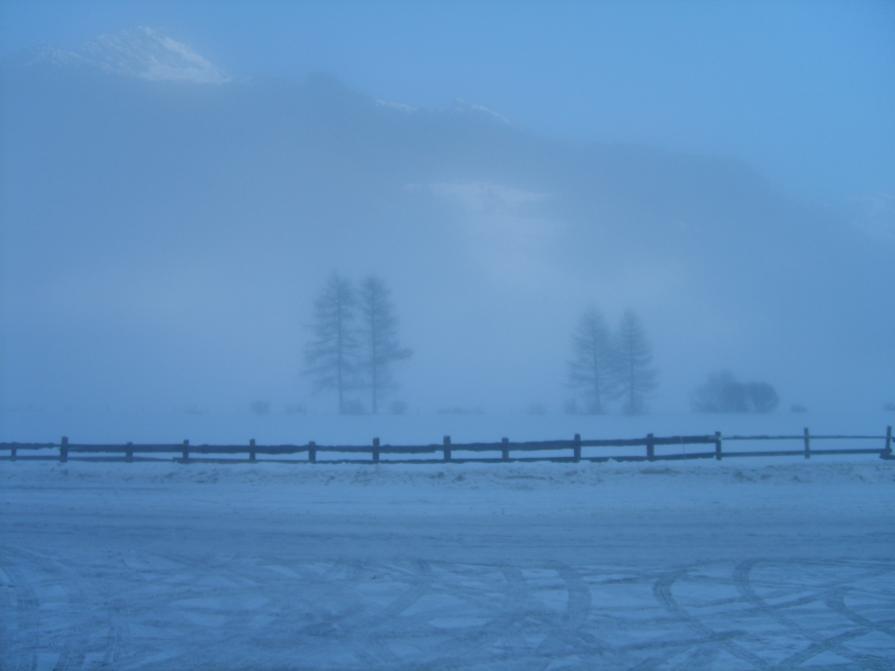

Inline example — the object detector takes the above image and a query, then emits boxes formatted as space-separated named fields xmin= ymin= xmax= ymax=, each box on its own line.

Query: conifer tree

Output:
xmin=358 ymin=276 xmax=411 ymax=414
xmin=568 ymin=307 xmax=614 ymax=414
xmin=304 ymin=274 xmax=358 ymax=414
xmin=611 ymin=309 xmax=658 ymax=414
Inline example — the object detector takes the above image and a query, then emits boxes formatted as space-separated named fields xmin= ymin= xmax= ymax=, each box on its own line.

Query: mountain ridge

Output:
xmin=6 ymin=26 xmax=230 ymax=85
xmin=1 ymin=29 xmax=890 ymax=414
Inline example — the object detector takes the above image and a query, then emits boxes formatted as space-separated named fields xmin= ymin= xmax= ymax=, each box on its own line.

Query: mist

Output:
xmin=1 ymin=1 xmax=893 ymax=442
xmin=4 ymin=4 xmax=895 ymax=669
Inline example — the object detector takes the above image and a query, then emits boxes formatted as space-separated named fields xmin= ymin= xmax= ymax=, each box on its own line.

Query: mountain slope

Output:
xmin=0 ymin=30 xmax=890 ymax=423
xmin=18 ymin=26 xmax=229 ymax=84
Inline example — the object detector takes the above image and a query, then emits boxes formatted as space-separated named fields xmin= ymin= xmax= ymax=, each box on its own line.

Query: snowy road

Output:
xmin=1 ymin=460 xmax=893 ymax=669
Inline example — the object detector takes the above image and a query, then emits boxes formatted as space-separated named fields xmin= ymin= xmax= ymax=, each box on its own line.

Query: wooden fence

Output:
xmin=1 ymin=426 xmax=891 ymax=465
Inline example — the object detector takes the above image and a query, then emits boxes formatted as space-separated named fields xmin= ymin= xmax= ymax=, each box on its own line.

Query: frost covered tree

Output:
xmin=358 ymin=276 xmax=412 ymax=414
xmin=304 ymin=274 xmax=358 ymax=414
xmin=611 ymin=310 xmax=657 ymax=414
xmin=568 ymin=307 xmax=614 ymax=414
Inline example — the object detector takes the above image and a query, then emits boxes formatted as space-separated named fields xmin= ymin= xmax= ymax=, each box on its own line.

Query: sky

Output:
xmin=2 ymin=0 xmax=894 ymax=203
xmin=1 ymin=1 xmax=893 ymax=439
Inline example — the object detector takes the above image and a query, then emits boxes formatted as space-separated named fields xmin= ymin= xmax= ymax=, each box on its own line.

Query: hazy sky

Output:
xmin=1 ymin=1 xmax=893 ymax=438
xmin=2 ymin=0 xmax=893 ymax=202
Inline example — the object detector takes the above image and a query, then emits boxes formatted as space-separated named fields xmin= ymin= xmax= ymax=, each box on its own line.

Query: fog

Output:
xmin=4 ymin=6 xmax=895 ymax=669
xmin=1 ymin=1 xmax=893 ymax=441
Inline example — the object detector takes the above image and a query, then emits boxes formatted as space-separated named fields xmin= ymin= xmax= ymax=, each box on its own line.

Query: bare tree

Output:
xmin=358 ymin=276 xmax=411 ymax=414
xmin=568 ymin=307 xmax=614 ymax=414
xmin=304 ymin=274 xmax=358 ymax=414
xmin=611 ymin=309 xmax=657 ymax=414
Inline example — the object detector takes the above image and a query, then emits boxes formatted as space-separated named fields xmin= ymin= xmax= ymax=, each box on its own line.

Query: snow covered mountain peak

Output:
xmin=451 ymin=99 xmax=510 ymax=125
xmin=84 ymin=26 xmax=229 ymax=84
xmin=30 ymin=26 xmax=230 ymax=85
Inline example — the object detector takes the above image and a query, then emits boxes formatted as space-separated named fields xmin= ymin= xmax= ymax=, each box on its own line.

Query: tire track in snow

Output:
xmin=0 ymin=550 xmax=40 ymax=671
xmin=733 ymin=559 xmax=890 ymax=671
xmin=361 ymin=559 xmax=434 ymax=667
xmin=2 ymin=549 xmax=894 ymax=670
xmin=653 ymin=568 xmax=770 ymax=670
xmin=531 ymin=561 xmax=615 ymax=669
xmin=0 ymin=563 xmax=17 ymax=670
xmin=825 ymin=588 xmax=895 ymax=639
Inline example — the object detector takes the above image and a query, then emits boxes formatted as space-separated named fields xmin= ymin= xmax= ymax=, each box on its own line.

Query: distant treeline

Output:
xmin=300 ymin=275 xmax=787 ymax=416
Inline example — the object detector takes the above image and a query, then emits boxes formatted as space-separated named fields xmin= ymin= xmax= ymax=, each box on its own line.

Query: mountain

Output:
xmin=0 ymin=29 xmax=890 ymax=423
xmin=17 ymin=26 xmax=229 ymax=84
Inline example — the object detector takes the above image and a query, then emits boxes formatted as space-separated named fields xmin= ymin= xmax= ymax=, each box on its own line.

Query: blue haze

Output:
xmin=0 ymin=1 xmax=893 ymax=439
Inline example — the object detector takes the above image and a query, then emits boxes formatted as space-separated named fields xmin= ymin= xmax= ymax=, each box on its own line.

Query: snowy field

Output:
xmin=3 ymin=409 xmax=892 ymax=447
xmin=1 ymin=454 xmax=894 ymax=670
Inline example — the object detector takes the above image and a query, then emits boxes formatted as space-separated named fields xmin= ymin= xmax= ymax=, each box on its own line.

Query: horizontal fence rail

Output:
xmin=1 ymin=426 xmax=891 ymax=465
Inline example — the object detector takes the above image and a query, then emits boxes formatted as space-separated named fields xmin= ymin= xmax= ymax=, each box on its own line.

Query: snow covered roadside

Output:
xmin=2 ymin=459 xmax=894 ymax=669
xmin=5 ymin=454 xmax=892 ymax=490
xmin=2 ymin=457 xmax=892 ymax=523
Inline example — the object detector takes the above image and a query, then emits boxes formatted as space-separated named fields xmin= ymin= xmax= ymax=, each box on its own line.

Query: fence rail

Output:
xmin=1 ymin=426 xmax=891 ymax=465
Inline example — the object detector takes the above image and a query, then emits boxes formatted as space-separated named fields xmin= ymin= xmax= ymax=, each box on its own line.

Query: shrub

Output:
xmin=746 ymin=382 xmax=779 ymax=413
xmin=250 ymin=400 xmax=271 ymax=416
xmin=691 ymin=371 xmax=779 ymax=413
xmin=341 ymin=399 xmax=366 ymax=415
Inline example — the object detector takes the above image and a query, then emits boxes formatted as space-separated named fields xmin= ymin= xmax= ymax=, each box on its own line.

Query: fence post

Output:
xmin=126 ymin=441 xmax=134 ymax=462
xmin=373 ymin=437 xmax=380 ymax=463
xmin=714 ymin=431 xmax=722 ymax=461
xmin=884 ymin=426 xmax=892 ymax=458
xmin=646 ymin=433 xmax=655 ymax=461
xmin=10 ymin=443 xmax=16 ymax=461
xmin=181 ymin=439 xmax=190 ymax=463
xmin=443 ymin=435 xmax=452 ymax=463
xmin=573 ymin=433 xmax=581 ymax=462
xmin=501 ymin=437 xmax=509 ymax=462
xmin=308 ymin=441 xmax=317 ymax=464
xmin=803 ymin=427 xmax=810 ymax=459
xmin=60 ymin=436 xmax=68 ymax=463
xmin=249 ymin=438 xmax=256 ymax=462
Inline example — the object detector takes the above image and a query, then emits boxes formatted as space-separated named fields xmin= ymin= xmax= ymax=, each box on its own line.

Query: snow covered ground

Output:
xmin=1 ymin=457 xmax=893 ymax=670
xmin=3 ymin=408 xmax=892 ymax=447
